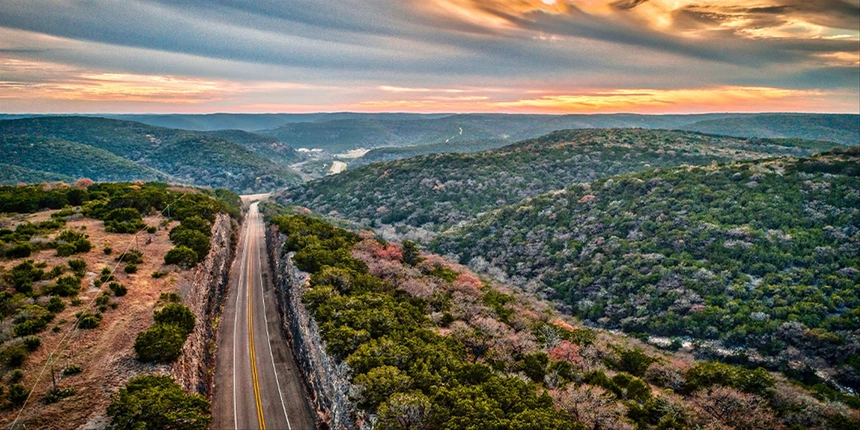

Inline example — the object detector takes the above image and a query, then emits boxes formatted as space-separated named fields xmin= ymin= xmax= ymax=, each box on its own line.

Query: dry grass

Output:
xmin=0 ymin=212 xmax=194 ymax=429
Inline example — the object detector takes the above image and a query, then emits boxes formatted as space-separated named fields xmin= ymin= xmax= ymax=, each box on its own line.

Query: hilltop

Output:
xmin=275 ymin=128 xmax=841 ymax=239
xmin=683 ymin=114 xmax=860 ymax=146
xmin=433 ymin=148 xmax=860 ymax=391
xmin=0 ymin=117 xmax=301 ymax=193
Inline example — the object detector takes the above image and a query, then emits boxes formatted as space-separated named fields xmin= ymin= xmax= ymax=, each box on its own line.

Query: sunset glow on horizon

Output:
xmin=0 ymin=0 xmax=857 ymax=114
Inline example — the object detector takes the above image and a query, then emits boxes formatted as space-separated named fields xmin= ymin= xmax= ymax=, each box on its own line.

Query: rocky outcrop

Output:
xmin=267 ymin=228 xmax=368 ymax=430
xmin=171 ymin=214 xmax=234 ymax=395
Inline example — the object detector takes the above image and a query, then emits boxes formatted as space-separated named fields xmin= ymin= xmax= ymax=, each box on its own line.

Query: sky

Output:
xmin=0 ymin=0 xmax=858 ymax=114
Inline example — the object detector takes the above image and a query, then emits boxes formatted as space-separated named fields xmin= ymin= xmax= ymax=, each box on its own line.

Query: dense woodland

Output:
xmin=277 ymin=129 xmax=840 ymax=236
xmin=268 ymin=211 xmax=859 ymax=429
xmin=0 ymin=117 xmax=300 ymax=192
xmin=434 ymin=148 xmax=860 ymax=395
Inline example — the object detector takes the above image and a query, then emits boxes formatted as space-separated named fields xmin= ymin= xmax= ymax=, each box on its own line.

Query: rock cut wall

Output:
xmin=267 ymin=228 xmax=368 ymax=430
xmin=171 ymin=214 xmax=234 ymax=395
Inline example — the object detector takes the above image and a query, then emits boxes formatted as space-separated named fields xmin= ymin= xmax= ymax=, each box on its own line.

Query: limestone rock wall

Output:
xmin=171 ymin=214 xmax=234 ymax=396
xmin=267 ymin=228 xmax=369 ymax=430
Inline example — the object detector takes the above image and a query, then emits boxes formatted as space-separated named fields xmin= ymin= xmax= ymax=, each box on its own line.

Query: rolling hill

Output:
xmin=0 ymin=117 xmax=301 ymax=192
xmin=1 ymin=135 xmax=175 ymax=184
xmin=683 ymin=114 xmax=860 ymax=146
xmin=274 ymin=129 xmax=842 ymax=237
xmin=433 ymin=147 xmax=860 ymax=389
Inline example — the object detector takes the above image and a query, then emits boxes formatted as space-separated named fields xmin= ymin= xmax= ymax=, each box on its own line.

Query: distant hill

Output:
xmin=0 ymin=117 xmax=301 ymax=192
xmin=201 ymin=129 xmax=300 ymax=166
xmin=0 ymin=163 xmax=74 ymax=185
xmin=275 ymin=128 xmax=841 ymax=236
xmin=104 ymin=112 xmax=448 ymax=131
xmin=260 ymin=114 xmax=736 ymax=153
xmin=683 ymin=114 xmax=859 ymax=146
xmin=433 ymin=148 xmax=860 ymax=389
xmin=1 ymin=135 xmax=175 ymax=184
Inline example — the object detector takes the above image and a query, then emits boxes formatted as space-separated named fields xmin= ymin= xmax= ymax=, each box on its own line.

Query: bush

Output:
xmin=146 ymin=226 xmax=157 ymax=234
xmin=46 ymin=296 xmax=66 ymax=313
xmin=133 ymin=324 xmax=187 ymax=363
xmin=151 ymin=270 xmax=169 ymax=279
xmin=168 ymin=229 xmax=210 ymax=261
xmin=106 ymin=375 xmax=211 ymax=429
xmin=7 ymin=242 xmax=33 ymax=259
xmin=116 ymin=249 xmax=143 ymax=264
xmin=124 ymin=264 xmax=138 ymax=274
xmin=164 ymin=246 xmax=198 ymax=269
xmin=9 ymin=369 xmax=24 ymax=382
xmin=103 ymin=246 xmax=113 ymax=255
xmin=46 ymin=275 xmax=81 ymax=297
xmin=23 ymin=336 xmax=41 ymax=351
xmin=109 ymin=282 xmax=128 ymax=297
xmin=153 ymin=303 xmax=195 ymax=335
xmin=76 ymin=311 xmax=102 ymax=329
xmin=7 ymin=384 xmax=29 ymax=405
xmin=62 ymin=365 xmax=83 ymax=375
xmin=56 ymin=242 xmax=76 ymax=257
xmin=2 ymin=344 xmax=28 ymax=367
xmin=67 ymin=258 xmax=87 ymax=276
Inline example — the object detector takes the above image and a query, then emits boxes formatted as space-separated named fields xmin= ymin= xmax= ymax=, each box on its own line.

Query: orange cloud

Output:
xmin=491 ymin=87 xmax=837 ymax=113
xmin=420 ymin=0 xmax=860 ymax=40
xmin=339 ymin=86 xmax=854 ymax=114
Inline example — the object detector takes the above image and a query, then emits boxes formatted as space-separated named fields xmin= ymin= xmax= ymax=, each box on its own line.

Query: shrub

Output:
xmin=7 ymin=242 xmax=32 ymax=259
xmin=124 ymin=264 xmax=138 ymax=274
xmin=23 ymin=336 xmax=41 ymax=351
xmin=109 ymin=282 xmax=128 ymax=297
xmin=164 ymin=246 xmax=198 ymax=269
xmin=44 ymin=387 xmax=75 ymax=404
xmin=9 ymin=369 xmax=24 ymax=382
xmin=146 ymin=226 xmax=157 ymax=234
xmin=67 ymin=258 xmax=87 ymax=276
xmin=116 ymin=249 xmax=143 ymax=264
xmin=134 ymin=324 xmax=187 ymax=363
xmin=76 ymin=311 xmax=102 ymax=329
xmin=46 ymin=275 xmax=81 ymax=297
xmin=7 ymin=384 xmax=29 ymax=405
xmin=153 ymin=303 xmax=195 ymax=335
xmin=2 ymin=344 xmax=28 ymax=367
xmin=46 ymin=296 xmax=66 ymax=313
xmin=151 ymin=270 xmax=169 ymax=279
xmin=56 ymin=242 xmax=76 ymax=257
xmin=103 ymin=246 xmax=112 ymax=255
xmin=106 ymin=375 xmax=211 ymax=429
xmin=168 ymin=229 xmax=210 ymax=261
xmin=62 ymin=365 xmax=82 ymax=375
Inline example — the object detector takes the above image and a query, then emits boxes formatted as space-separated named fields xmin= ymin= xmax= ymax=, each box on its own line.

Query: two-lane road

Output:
xmin=213 ymin=202 xmax=315 ymax=429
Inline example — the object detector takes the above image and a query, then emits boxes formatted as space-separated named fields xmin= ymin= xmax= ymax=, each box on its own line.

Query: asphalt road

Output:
xmin=213 ymin=202 xmax=316 ymax=430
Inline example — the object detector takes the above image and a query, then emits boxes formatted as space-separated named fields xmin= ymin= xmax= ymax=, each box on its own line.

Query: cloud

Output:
xmin=0 ymin=0 xmax=856 ymax=113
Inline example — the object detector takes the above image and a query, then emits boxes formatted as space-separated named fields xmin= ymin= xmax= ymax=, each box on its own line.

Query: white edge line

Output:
xmin=253 ymin=204 xmax=293 ymax=430
xmin=233 ymin=211 xmax=251 ymax=430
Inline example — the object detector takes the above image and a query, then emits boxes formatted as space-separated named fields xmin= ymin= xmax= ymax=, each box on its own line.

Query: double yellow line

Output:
xmin=247 ymin=218 xmax=266 ymax=430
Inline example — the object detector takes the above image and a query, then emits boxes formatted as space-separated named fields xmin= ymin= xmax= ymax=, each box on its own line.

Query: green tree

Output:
xmin=106 ymin=375 xmax=211 ymax=430
xmin=164 ymin=246 xmax=198 ymax=269
xmin=154 ymin=303 xmax=196 ymax=335
xmin=402 ymin=240 xmax=422 ymax=266
xmin=134 ymin=324 xmax=187 ymax=363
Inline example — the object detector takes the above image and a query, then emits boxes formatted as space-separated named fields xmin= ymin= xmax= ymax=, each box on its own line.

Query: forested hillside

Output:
xmin=684 ymin=114 xmax=860 ymax=146
xmin=433 ymin=147 xmax=860 ymax=391
xmin=276 ymin=129 xmax=841 ymax=237
xmin=0 ymin=117 xmax=300 ymax=192
xmin=266 ymin=210 xmax=859 ymax=429
xmin=2 ymin=136 xmax=175 ymax=183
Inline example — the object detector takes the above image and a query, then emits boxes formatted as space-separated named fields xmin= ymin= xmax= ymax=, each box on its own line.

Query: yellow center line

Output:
xmin=248 ymin=219 xmax=266 ymax=430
